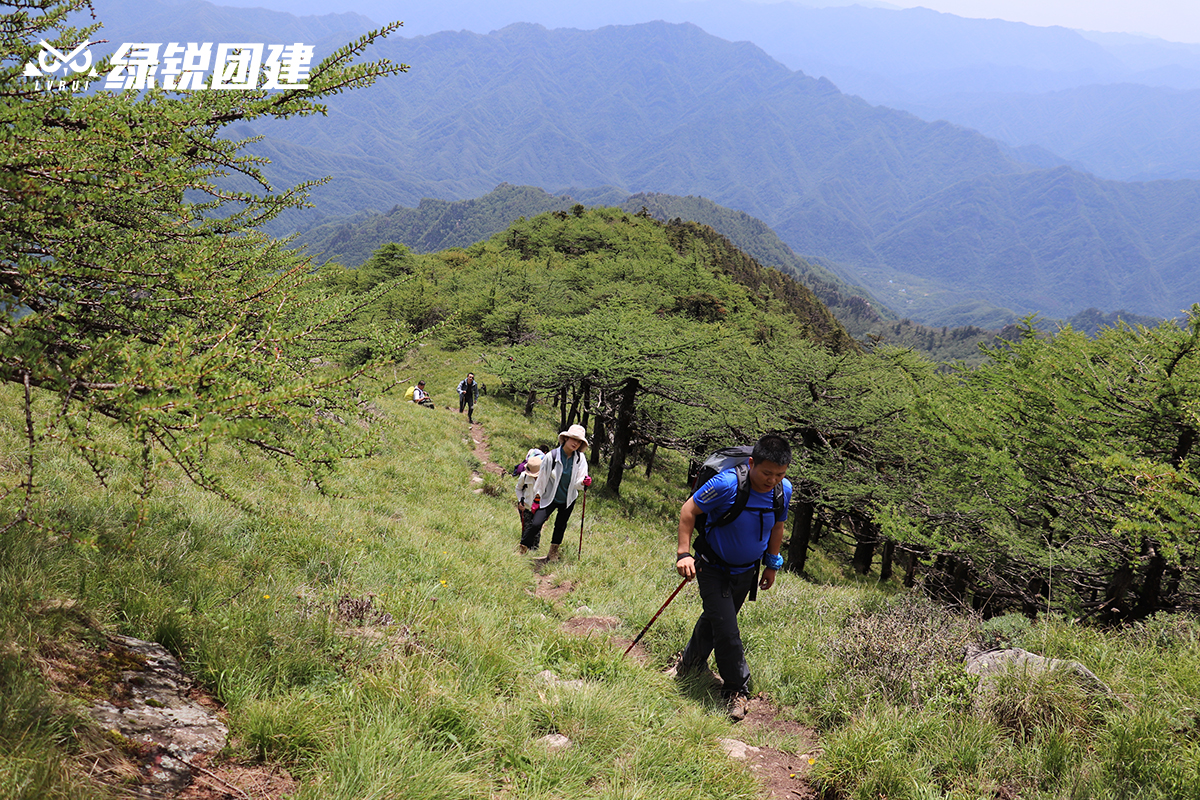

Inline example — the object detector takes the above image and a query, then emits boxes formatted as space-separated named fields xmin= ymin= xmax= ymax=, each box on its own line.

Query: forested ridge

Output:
xmin=296 ymin=183 xmax=891 ymax=340
xmin=322 ymin=205 xmax=1200 ymax=622
xmin=299 ymin=183 xmax=1166 ymax=365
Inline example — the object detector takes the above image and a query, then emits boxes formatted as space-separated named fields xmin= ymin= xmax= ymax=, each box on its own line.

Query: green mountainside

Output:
xmin=300 ymin=185 xmax=1157 ymax=364
xmin=327 ymin=203 xmax=857 ymax=357
xmin=296 ymin=184 xmax=891 ymax=336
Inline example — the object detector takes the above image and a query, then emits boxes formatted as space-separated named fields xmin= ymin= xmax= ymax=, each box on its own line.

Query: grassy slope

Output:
xmin=0 ymin=348 xmax=841 ymax=799
xmin=2 ymin=347 xmax=1199 ymax=799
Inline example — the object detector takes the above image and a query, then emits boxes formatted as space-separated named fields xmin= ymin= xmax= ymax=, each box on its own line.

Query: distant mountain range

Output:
xmin=81 ymin=1 xmax=1200 ymax=327
xmin=197 ymin=0 xmax=1200 ymax=182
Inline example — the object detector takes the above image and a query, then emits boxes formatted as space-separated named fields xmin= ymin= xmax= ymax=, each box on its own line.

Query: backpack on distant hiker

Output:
xmin=404 ymin=385 xmax=417 ymax=402
xmin=690 ymin=445 xmax=787 ymax=598
xmin=512 ymin=448 xmax=545 ymax=477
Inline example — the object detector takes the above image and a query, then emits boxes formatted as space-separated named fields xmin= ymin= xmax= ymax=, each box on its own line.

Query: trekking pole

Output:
xmin=577 ymin=486 xmax=588 ymax=559
xmin=624 ymin=576 xmax=690 ymax=656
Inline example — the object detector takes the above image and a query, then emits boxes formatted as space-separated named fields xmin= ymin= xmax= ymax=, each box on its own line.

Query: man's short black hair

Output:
xmin=418 ymin=381 xmax=425 ymax=385
xmin=752 ymin=434 xmax=792 ymax=467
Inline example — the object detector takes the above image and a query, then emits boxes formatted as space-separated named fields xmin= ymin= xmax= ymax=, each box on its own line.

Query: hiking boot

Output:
xmin=518 ymin=544 xmax=529 ymax=555
xmin=726 ymin=693 xmax=749 ymax=722
xmin=546 ymin=543 xmax=560 ymax=561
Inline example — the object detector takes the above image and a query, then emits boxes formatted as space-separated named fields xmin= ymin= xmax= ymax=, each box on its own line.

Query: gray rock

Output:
xmin=719 ymin=738 xmax=761 ymax=759
xmin=965 ymin=646 xmax=1113 ymax=696
xmin=84 ymin=635 xmax=227 ymax=798
xmin=537 ymin=733 xmax=573 ymax=751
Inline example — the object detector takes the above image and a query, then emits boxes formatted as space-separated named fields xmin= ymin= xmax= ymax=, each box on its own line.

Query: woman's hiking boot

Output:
xmin=546 ymin=543 xmax=561 ymax=561
xmin=518 ymin=544 xmax=529 ymax=555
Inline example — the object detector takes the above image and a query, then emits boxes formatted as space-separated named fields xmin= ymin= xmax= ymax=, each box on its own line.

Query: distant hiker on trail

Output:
xmin=518 ymin=425 xmax=592 ymax=560
xmin=412 ymin=380 xmax=434 ymax=408
xmin=673 ymin=434 xmax=793 ymax=721
xmin=514 ymin=449 xmax=543 ymax=535
xmin=457 ymin=373 xmax=479 ymax=422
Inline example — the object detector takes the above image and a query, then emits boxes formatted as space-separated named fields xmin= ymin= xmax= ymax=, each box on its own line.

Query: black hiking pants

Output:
xmin=519 ymin=500 xmax=575 ymax=550
xmin=678 ymin=562 xmax=756 ymax=697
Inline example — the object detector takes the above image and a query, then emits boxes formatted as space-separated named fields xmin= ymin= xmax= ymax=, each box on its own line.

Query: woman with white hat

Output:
xmin=518 ymin=424 xmax=593 ymax=560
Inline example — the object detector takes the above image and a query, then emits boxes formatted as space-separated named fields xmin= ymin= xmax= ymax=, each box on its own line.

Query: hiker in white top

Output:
xmin=514 ymin=451 xmax=543 ymax=534
xmin=518 ymin=424 xmax=592 ymax=560
xmin=412 ymin=380 xmax=434 ymax=408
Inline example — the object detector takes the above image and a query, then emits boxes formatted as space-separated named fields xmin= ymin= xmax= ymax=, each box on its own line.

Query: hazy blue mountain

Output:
xmin=889 ymin=84 xmax=1200 ymax=182
xmin=80 ymin=2 xmax=1200 ymax=327
xmin=186 ymin=0 xmax=1200 ymax=194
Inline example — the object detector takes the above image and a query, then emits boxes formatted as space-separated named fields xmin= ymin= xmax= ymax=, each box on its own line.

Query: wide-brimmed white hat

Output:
xmin=558 ymin=424 xmax=589 ymax=447
xmin=525 ymin=456 xmax=542 ymax=476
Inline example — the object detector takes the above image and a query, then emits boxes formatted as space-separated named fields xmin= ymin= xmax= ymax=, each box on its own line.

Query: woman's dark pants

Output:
xmin=519 ymin=500 xmax=575 ymax=550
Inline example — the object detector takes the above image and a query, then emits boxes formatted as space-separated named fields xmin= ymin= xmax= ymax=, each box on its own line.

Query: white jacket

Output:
xmin=515 ymin=470 xmax=538 ymax=504
xmin=532 ymin=446 xmax=589 ymax=507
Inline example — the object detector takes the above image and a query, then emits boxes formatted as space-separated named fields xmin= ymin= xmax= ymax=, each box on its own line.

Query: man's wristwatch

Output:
xmin=676 ymin=552 xmax=693 ymax=562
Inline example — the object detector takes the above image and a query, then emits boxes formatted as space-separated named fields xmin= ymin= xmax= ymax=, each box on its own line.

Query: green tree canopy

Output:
xmin=901 ymin=311 xmax=1200 ymax=618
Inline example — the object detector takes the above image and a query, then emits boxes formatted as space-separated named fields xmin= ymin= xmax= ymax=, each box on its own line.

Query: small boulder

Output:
xmin=537 ymin=733 xmax=573 ymax=751
xmin=965 ymin=646 xmax=1113 ymax=696
xmin=719 ymin=738 xmax=761 ymax=759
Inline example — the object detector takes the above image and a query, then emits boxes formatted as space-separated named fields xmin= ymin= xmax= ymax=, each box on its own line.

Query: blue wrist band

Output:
xmin=763 ymin=553 xmax=783 ymax=570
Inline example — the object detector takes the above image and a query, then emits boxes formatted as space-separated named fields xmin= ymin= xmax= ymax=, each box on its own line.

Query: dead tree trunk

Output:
xmin=879 ymin=539 xmax=895 ymax=582
xmin=1134 ymin=541 xmax=1168 ymax=620
xmin=903 ymin=545 xmax=925 ymax=589
xmin=645 ymin=442 xmax=658 ymax=477
xmin=579 ymin=379 xmax=591 ymax=430
xmin=567 ymin=381 xmax=583 ymax=427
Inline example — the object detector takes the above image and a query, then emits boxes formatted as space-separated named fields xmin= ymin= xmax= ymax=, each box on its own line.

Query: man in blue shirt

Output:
xmin=674 ymin=434 xmax=793 ymax=720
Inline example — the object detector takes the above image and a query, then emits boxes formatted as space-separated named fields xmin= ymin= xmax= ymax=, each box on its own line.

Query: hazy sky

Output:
xmin=865 ymin=1 xmax=1200 ymax=43
xmin=202 ymin=0 xmax=1200 ymax=46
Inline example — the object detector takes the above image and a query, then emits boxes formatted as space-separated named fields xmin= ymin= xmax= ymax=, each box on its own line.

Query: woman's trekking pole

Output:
xmin=577 ymin=486 xmax=588 ymax=559
xmin=624 ymin=577 xmax=690 ymax=656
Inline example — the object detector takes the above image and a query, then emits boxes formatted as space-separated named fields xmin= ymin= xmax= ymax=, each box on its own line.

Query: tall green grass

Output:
xmin=2 ymin=346 xmax=1200 ymax=798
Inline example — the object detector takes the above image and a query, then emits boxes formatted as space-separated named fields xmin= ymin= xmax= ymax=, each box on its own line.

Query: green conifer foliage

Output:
xmin=1 ymin=1 xmax=410 ymax=537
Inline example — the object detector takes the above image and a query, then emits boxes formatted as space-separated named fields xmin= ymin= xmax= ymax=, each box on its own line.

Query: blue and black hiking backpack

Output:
xmin=690 ymin=445 xmax=788 ymax=598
